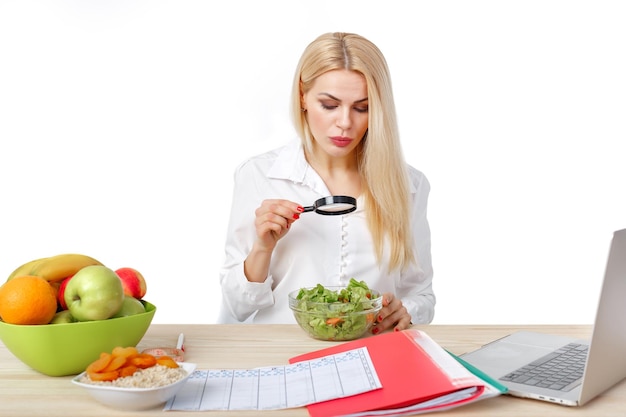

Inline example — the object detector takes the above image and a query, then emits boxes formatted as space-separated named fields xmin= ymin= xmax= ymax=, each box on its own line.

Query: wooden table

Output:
xmin=1 ymin=324 xmax=624 ymax=416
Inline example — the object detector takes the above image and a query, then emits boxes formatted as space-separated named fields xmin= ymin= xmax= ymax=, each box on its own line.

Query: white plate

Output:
xmin=72 ymin=362 xmax=196 ymax=411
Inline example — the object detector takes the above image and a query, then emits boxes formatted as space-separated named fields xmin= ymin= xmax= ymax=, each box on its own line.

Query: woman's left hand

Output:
xmin=370 ymin=292 xmax=412 ymax=335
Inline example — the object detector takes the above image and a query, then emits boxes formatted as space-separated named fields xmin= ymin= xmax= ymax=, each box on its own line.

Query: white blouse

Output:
xmin=218 ymin=140 xmax=435 ymax=324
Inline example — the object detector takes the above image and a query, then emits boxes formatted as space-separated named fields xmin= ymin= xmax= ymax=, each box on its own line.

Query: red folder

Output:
xmin=289 ymin=329 xmax=495 ymax=417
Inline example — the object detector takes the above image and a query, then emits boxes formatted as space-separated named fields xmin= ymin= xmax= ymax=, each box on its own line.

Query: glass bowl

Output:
xmin=288 ymin=287 xmax=382 ymax=341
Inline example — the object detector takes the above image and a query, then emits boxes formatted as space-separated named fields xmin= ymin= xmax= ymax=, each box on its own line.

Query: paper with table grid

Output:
xmin=164 ymin=347 xmax=382 ymax=411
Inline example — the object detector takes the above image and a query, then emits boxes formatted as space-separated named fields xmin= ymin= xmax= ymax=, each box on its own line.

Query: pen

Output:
xmin=176 ymin=333 xmax=185 ymax=352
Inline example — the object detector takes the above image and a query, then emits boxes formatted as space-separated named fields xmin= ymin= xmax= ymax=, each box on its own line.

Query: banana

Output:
xmin=8 ymin=254 xmax=104 ymax=283
xmin=7 ymin=256 xmax=50 ymax=281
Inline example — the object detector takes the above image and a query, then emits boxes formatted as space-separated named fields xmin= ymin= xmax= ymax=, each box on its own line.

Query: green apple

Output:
xmin=50 ymin=309 xmax=76 ymax=324
xmin=64 ymin=265 xmax=124 ymax=321
xmin=112 ymin=295 xmax=146 ymax=318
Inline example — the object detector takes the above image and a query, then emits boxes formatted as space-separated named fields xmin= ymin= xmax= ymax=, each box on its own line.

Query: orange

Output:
xmin=0 ymin=275 xmax=58 ymax=325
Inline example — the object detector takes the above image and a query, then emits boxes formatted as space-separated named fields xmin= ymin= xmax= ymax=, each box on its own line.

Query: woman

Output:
xmin=218 ymin=32 xmax=434 ymax=333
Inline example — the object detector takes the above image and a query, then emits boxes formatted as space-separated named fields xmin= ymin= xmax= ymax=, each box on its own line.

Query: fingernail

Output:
xmin=378 ymin=315 xmax=383 ymax=322
xmin=372 ymin=327 xmax=379 ymax=335
xmin=293 ymin=213 xmax=300 ymax=220
xmin=296 ymin=206 xmax=304 ymax=212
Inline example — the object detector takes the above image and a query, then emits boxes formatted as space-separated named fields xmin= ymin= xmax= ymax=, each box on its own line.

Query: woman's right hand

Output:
xmin=245 ymin=199 xmax=303 ymax=283
xmin=253 ymin=199 xmax=304 ymax=252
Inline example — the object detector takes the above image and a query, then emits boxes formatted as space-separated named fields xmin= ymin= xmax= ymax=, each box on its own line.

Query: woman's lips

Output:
xmin=330 ymin=136 xmax=352 ymax=147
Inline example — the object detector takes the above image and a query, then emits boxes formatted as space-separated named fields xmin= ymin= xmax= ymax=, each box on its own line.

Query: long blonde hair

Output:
xmin=291 ymin=32 xmax=414 ymax=271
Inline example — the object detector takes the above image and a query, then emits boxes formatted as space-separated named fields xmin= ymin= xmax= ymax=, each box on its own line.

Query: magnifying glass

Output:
xmin=302 ymin=196 xmax=357 ymax=215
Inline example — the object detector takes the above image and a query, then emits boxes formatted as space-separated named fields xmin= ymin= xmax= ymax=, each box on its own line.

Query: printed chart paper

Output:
xmin=164 ymin=347 xmax=381 ymax=411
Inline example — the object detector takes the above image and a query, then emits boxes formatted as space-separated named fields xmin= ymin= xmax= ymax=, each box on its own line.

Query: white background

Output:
xmin=1 ymin=1 xmax=624 ymax=325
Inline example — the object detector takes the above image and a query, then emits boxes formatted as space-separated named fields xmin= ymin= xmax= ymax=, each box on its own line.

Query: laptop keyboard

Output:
xmin=500 ymin=342 xmax=588 ymax=392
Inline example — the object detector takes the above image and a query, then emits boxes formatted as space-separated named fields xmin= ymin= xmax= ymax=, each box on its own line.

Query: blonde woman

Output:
xmin=219 ymin=32 xmax=434 ymax=333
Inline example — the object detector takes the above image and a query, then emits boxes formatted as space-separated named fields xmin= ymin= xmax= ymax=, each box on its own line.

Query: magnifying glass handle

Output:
xmin=302 ymin=206 xmax=315 ymax=213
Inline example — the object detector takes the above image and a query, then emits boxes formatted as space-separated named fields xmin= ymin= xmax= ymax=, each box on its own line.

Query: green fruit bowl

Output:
xmin=0 ymin=301 xmax=156 ymax=377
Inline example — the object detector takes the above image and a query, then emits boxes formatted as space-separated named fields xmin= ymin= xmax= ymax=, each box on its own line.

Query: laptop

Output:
xmin=460 ymin=228 xmax=626 ymax=406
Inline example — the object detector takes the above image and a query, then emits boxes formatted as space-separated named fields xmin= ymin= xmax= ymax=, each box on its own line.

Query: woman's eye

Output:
xmin=320 ymin=103 xmax=368 ymax=113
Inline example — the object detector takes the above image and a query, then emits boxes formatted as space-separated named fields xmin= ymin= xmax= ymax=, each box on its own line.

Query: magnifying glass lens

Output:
xmin=317 ymin=203 xmax=355 ymax=213
xmin=303 ymin=196 xmax=357 ymax=215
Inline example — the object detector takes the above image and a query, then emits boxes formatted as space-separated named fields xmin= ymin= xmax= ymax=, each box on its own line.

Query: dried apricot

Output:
xmin=156 ymin=355 xmax=179 ymax=368
xmin=112 ymin=346 xmax=139 ymax=359
xmin=119 ymin=364 xmax=139 ymax=378
xmin=87 ymin=370 xmax=119 ymax=382
xmin=102 ymin=354 xmax=128 ymax=372
xmin=86 ymin=352 xmax=113 ymax=374
xmin=130 ymin=353 xmax=158 ymax=369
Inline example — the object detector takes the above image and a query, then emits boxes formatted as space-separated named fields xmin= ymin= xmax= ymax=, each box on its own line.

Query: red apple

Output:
xmin=57 ymin=275 xmax=74 ymax=310
xmin=115 ymin=267 xmax=147 ymax=299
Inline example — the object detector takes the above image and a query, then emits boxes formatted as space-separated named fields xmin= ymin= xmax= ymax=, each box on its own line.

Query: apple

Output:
xmin=112 ymin=295 xmax=146 ymax=318
xmin=56 ymin=275 xmax=74 ymax=310
xmin=115 ymin=267 xmax=147 ymax=299
xmin=64 ymin=265 xmax=124 ymax=321
xmin=50 ymin=310 xmax=76 ymax=324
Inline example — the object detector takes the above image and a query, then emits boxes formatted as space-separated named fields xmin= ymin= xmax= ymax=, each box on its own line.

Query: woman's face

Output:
xmin=302 ymin=69 xmax=369 ymax=161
